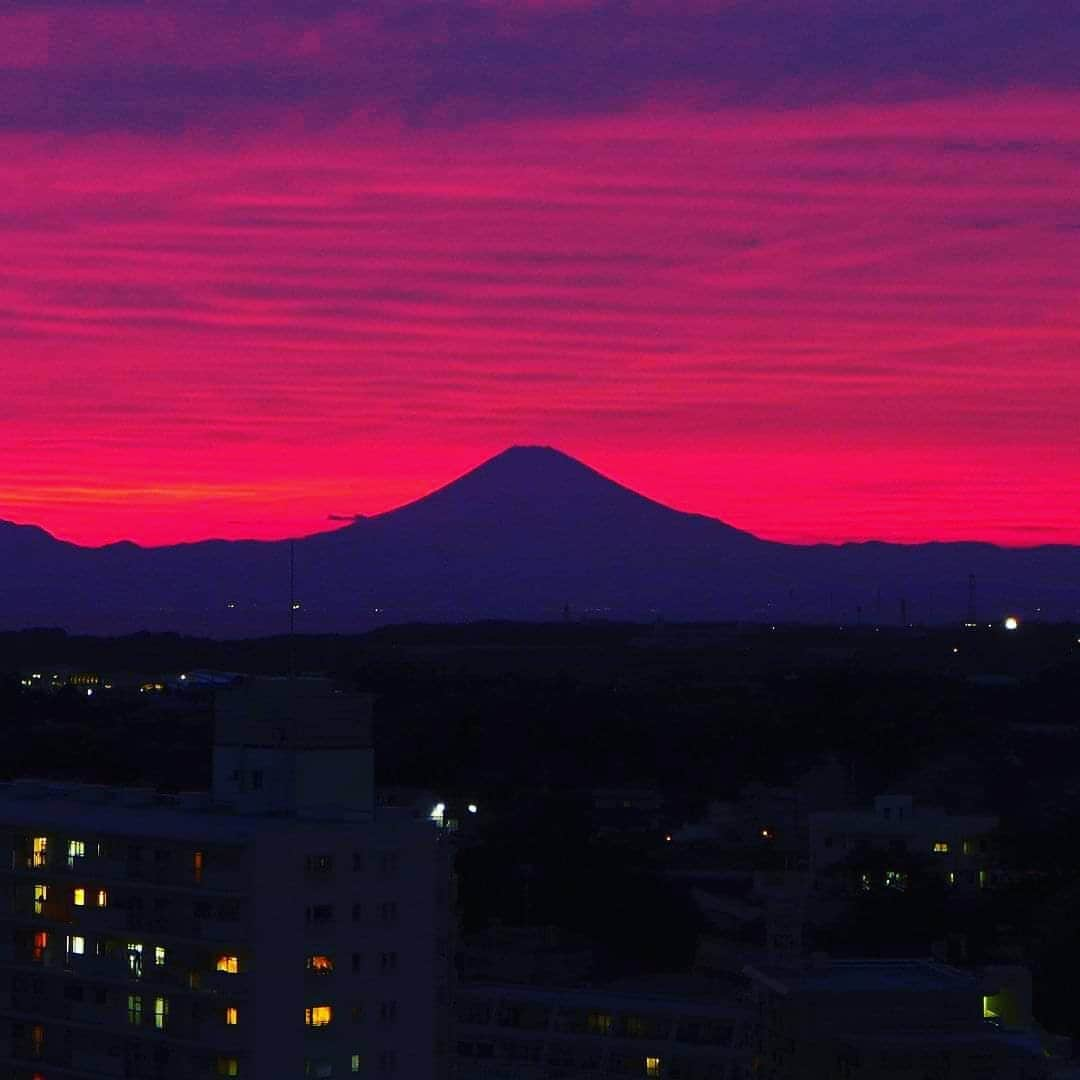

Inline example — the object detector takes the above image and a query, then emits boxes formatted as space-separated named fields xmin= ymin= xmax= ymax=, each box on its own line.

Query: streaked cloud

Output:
xmin=0 ymin=3 xmax=1077 ymax=545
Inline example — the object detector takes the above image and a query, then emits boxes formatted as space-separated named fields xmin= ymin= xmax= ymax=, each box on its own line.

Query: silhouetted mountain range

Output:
xmin=2 ymin=446 xmax=1077 ymax=635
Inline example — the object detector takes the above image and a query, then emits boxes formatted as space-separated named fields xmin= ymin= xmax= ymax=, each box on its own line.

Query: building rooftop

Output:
xmin=0 ymin=779 xmax=429 ymax=839
xmin=745 ymin=958 xmax=978 ymax=996
xmin=460 ymin=974 xmax=747 ymax=1013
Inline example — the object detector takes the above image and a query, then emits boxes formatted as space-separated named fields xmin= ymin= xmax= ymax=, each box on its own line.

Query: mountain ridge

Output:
xmin=1 ymin=445 xmax=1077 ymax=634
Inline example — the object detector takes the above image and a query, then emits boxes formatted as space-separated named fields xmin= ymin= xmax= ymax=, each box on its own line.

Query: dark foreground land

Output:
xmin=3 ymin=620 xmax=1080 ymax=1034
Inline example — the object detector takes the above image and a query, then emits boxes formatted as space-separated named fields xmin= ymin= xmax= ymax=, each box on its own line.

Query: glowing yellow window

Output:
xmin=645 ymin=1057 xmax=661 ymax=1078
xmin=216 ymin=954 xmax=239 ymax=974
xmin=74 ymin=888 xmax=86 ymax=906
xmin=96 ymin=889 xmax=108 ymax=908
xmin=32 ymin=837 xmax=48 ymax=867
xmin=933 ymin=841 xmax=949 ymax=854
xmin=307 ymin=954 xmax=334 ymax=973
xmin=67 ymin=839 xmax=85 ymax=867
xmin=128 ymin=994 xmax=142 ymax=1025
xmin=983 ymin=995 xmax=1000 ymax=1019
xmin=217 ymin=1059 xmax=239 ymax=1078
xmin=154 ymin=996 xmax=168 ymax=1030
xmin=33 ymin=884 xmax=48 ymax=915
xmin=155 ymin=946 xmax=167 ymax=966
xmin=305 ymin=1005 xmax=332 ymax=1027
xmin=225 ymin=1005 xmax=238 ymax=1025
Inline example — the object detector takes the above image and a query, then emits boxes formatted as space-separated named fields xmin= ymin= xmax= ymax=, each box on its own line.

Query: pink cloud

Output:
xmin=0 ymin=92 xmax=1078 ymax=546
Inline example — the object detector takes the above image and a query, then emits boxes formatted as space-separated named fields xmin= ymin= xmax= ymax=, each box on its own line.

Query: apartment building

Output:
xmin=1 ymin=677 xmax=453 ymax=1080
xmin=454 ymin=976 xmax=753 ymax=1080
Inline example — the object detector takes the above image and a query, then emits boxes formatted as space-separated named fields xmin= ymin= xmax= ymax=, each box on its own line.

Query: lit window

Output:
xmin=32 ymin=931 xmax=48 ymax=961
xmin=67 ymin=839 xmax=85 ymax=867
xmin=31 ymin=1023 xmax=44 ymax=1057
xmin=128 ymin=994 xmax=143 ymax=1025
xmin=96 ymin=889 xmax=108 ymax=908
xmin=962 ymin=839 xmax=974 ymax=855
xmin=933 ymin=842 xmax=949 ymax=854
xmin=154 ymin=996 xmax=168 ymax=1030
xmin=983 ymin=995 xmax=1000 ymax=1019
xmin=32 ymin=837 xmax=48 ymax=868
xmin=155 ymin=946 xmax=167 ymax=966
xmin=225 ymin=1006 xmax=238 ymax=1025
xmin=193 ymin=850 xmax=204 ymax=884
xmin=351 ymin=1053 xmax=361 ymax=1073
xmin=216 ymin=955 xmax=239 ymax=974
xmin=33 ymin=884 xmax=48 ymax=915
xmin=74 ymin=887 xmax=86 ymax=906
xmin=947 ymin=871 xmax=957 ymax=886
xmin=128 ymin=943 xmax=143 ymax=977
xmin=979 ymin=869 xmax=989 ymax=889
xmin=307 ymin=955 xmax=334 ymax=973
xmin=305 ymin=1005 xmax=333 ymax=1027
xmin=645 ymin=1056 xmax=661 ymax=1078
xmin=588 ymin=1013 xmax=613 ymax=1034
xmin=217 ymin=1058 xmax=239 ymax=1077
xmin=305 ymin=854 xmax=334 ymax=875
xmin=884 ymin=870 xmax=908 ymax=891
xmin=67 ymin=934 xmax=85 ymax=956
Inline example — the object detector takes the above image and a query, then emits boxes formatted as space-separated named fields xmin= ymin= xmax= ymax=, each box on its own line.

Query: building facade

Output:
xmin=454 ymin=978 xmax=753 ymax=1080
xmin=1 ymin=677 xmax=453 ymax=1080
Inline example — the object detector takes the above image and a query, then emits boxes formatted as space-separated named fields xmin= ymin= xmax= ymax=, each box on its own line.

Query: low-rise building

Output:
xmin=743 ymin=958 xmax=1048 ymax=1079
xmin=454 ymin=975 xmax=753 ymax=1080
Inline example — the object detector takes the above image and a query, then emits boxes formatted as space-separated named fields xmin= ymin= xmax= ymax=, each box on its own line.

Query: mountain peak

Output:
xmin=418 ymin=445 xmax=642 ymax=510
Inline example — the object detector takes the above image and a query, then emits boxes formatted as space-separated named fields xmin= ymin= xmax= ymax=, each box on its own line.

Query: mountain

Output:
xmin=1 ymin=446 xmax=1077 ymax=635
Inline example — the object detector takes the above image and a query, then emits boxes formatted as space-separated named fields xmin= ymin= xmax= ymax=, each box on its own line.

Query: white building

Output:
xmin=0 ymin=677 xmax=453 ymax=1080
xmin=808 ymin=795 xmax=998 ymax=894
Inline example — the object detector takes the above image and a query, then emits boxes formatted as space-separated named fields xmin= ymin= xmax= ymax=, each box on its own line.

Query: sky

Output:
xmin=2 ymin=1 xmax=1078 ymax=548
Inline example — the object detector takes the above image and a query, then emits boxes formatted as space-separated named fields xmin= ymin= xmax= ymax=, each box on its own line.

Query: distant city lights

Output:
xmin=467 ymin=804 xmax=478 ymax=814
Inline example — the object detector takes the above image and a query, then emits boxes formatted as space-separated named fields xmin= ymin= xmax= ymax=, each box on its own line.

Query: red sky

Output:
xmin=2 ymin=4 xmax=1079 ymax=548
